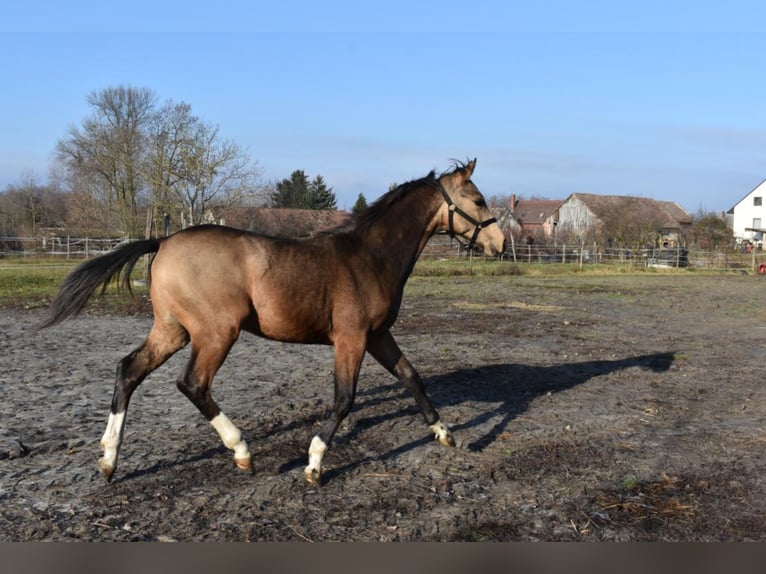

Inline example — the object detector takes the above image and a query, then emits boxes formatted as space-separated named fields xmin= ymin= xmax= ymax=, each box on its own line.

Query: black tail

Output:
xmin=39 ymin=238 xmax=161 ymax=329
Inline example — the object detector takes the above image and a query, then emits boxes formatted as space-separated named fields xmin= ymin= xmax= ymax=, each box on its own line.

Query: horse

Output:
xmin=40 ymin=159 xmax=506 ymax=485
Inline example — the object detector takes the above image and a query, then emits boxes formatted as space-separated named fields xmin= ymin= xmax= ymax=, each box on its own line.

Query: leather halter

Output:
xmin=438 ymin=184 xmax=497 ymax=250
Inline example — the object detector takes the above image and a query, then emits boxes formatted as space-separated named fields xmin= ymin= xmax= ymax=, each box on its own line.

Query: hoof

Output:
xmin=235 ymin=456 xmax=253 ymax=473
xmin=98 ymin=458 xmax=115 ymax=483
xmin=439 ymin=433 xmax=456 ymax=447
xmin=304 ymin=466 xmax=322 ymax=487
xmin=430 ymin=421 xmax=456 ymax=447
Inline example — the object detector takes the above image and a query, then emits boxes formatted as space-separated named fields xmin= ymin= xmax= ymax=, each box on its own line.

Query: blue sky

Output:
xmin=2 ymin=2 xmax=765 ymax=213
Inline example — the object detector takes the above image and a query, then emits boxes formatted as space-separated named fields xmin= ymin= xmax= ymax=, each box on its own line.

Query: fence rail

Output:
xmin=421 ymin=235 xmax=764 ymax=271
xmin=1 ymin=234 xmax=764 ymax=271
xmin=0 ymin=236 xmax=128 ymax=259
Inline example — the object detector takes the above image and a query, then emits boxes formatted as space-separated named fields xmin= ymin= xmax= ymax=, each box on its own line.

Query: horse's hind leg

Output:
xmin=176 ymin=332 xmax=252 ymax=472
xmin=366 ymin=330 xmax=455 ymax=447
xmin=99 ymin=322 xmax=189 ymax=482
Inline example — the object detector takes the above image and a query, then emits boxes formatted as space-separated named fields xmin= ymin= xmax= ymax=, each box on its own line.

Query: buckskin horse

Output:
xmin=41 ymin=159 xmax=506 ymax=485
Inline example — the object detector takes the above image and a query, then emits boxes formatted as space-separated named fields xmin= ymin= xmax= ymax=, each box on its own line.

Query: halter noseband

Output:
xmin=438 ymin=184 xmax=497 ymax=250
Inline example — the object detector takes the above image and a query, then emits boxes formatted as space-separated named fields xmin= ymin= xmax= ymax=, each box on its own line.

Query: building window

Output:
xmin=755 ymin=197 xmax=763 ymax=206
xmin=754 ymin=218 xmax=762 ymax=230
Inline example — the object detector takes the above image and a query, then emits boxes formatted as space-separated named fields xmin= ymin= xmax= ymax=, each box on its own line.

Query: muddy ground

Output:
xmin=1 ymin=272 xmax=765 ymax=541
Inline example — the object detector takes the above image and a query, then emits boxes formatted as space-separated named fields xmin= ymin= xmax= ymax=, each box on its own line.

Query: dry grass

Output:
xmin=595 ymin=473 xmax=696 ymax=524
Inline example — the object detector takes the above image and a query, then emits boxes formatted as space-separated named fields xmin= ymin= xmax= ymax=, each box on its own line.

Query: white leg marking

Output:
xmin=210 ymin=413 xmax=251 ymax=462
xmin=100 ymin=411 xmax=126 ymax=470
xmin=305 ymin=435 xmax=327 ymax=478
xmin=429 ymin=420 xmax=455 ymax=446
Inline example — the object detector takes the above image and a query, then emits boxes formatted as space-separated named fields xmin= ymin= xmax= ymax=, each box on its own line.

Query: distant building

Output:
xmin=219 ymin=207 xmax=352 ymax=238
xmin=508 ymin=195 xmax=563 ymax=244
xmin=727 ymin=180 xmax=766 ymax=245
xmin=556 ymin=193 xmax=692 ymax=246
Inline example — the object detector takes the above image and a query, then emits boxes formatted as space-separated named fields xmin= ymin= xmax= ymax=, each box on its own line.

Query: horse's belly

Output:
xmin=243 ymin=310 xmax=331 ymax=345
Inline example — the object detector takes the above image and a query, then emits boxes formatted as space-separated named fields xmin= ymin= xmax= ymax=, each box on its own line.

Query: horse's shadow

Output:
xmin=309 ymin=351 xmax=675 ymax=481
xmin=120 ymin=351 xmax=675 ymax=483
xmin=431 ymin=351 xmax=674 ymax=450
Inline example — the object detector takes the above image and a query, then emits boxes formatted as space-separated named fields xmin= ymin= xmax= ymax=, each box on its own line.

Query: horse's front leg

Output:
xmin=366 ymin=330 xmax=455 ymax=447
xmin=304 ymin=337 xmax=365 ymax=486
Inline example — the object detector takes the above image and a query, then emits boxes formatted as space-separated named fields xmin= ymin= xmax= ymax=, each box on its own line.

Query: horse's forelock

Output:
xmin=441 ymin=158 xmax=471 ymax=178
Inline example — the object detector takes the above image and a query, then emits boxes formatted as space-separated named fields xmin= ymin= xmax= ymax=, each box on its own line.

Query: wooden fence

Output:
xmin=0 ymin=236 xmax=128 ymax=259
xmin=421 ymin=234 xmax=764 ymax=271
xmin=1 ymin=234 xmax=763 ymax=272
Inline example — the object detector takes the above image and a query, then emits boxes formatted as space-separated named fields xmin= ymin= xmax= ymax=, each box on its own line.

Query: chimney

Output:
xmin=510 ymin=194 xmax=517 ymax=212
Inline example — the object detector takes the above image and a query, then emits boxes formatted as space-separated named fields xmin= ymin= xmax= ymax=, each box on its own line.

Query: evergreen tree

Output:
xmin=308 ymin=175 xmax=336 ymax=210
xmin=352 ymin=193 xmax=368 ymax=215
xmin=271 ymin=170 xmax=310 ymax=208
xmin=270 ymin=170 xmax=336 ymax=209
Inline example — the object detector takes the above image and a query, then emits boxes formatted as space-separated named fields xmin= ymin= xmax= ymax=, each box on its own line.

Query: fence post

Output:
xmin=509 ymin=233 xmax=517 ymax=262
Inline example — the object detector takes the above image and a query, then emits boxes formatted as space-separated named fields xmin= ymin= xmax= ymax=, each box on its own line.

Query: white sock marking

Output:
xmin=210 ymin=413 xmax=250 ymax=461
xmin=100 ymin=411 xmax=126 ymax=470
xmin=306 ymin=435 xmax=327 ymax=476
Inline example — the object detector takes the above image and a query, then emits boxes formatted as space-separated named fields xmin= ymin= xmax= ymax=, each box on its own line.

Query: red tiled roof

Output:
xmin=220 ymin=207 xmax=352 ymax=238
xmin=511 ymin=199 xmax=563 ymax=225
xmin=571 ymin=193 xmax=690 ymax=228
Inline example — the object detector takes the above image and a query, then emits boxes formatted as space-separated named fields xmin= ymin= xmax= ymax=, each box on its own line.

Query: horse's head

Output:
xmin=437 ymin=159 xmax=506 ymax=256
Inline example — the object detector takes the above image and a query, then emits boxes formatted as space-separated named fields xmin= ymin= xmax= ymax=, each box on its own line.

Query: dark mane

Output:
xmin=354 ymin=171 xmax=440 ymax=232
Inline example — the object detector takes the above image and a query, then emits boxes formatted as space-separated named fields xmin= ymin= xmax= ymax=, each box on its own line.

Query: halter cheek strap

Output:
xmin=438 ymin=185 xmax=497 ymax=249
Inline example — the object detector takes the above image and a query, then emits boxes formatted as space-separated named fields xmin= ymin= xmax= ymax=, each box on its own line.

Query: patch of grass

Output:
xmin=0 ymin=264 xmax=75 ymax=308
xmin=453 ymin=300 xmax=565 ymax=312
xmin=413 ymin=258 xmax=525 ymax=277
xmin=0 ymin=259 xmax=149 ymax=314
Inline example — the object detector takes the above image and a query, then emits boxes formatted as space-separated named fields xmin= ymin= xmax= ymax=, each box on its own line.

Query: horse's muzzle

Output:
xmin=479 ymin=232 xmax=506 ymax=257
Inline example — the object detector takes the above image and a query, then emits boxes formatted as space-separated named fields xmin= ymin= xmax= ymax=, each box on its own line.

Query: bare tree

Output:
xmin=55 ymin=86 xmax=156 ymax=236
xmin=54 ymin=85 xmax=264 ymax=235
xmin=144 ymin=101 xmax=194 ymax=230
xmin=689 ymin=210 xmax=732 ymax=250
xmin=0 ymin=171 xmax=67 ymax=236
xmin=0 ymin=185 xmax=30 ymax=237
xmin=145 ymin=101 xmax=263 ymax=228
xmin=175 ymin=119 xmax=261 ymax=225
xmin=597 ymin=197 xmax=664 ymax=251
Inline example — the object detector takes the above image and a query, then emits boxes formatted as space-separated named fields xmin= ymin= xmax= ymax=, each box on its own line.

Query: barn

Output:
xmin=555 ymin=193 xmax=691 ymax=247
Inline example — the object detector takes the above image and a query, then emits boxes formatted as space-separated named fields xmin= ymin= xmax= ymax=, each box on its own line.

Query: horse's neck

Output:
xmin=359 ymin=191 xmax=440 ymax=286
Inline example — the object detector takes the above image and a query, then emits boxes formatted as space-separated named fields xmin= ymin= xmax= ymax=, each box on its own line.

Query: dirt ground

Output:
xmin=1 ymin=271 xmax=765 ymax=541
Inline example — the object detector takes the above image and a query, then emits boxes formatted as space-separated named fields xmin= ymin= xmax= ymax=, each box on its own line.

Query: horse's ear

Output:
xmin=456 ymin=158 xmax=476 ymax=184
xmin=465 ymin=158 xmax=477 ymax=178
xmin=443 ymin=157 xmax=478 ymax=190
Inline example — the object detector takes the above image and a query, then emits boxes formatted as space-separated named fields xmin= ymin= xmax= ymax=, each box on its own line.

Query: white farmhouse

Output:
xmin=727 ymin=180 xmax=766 ymax=245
